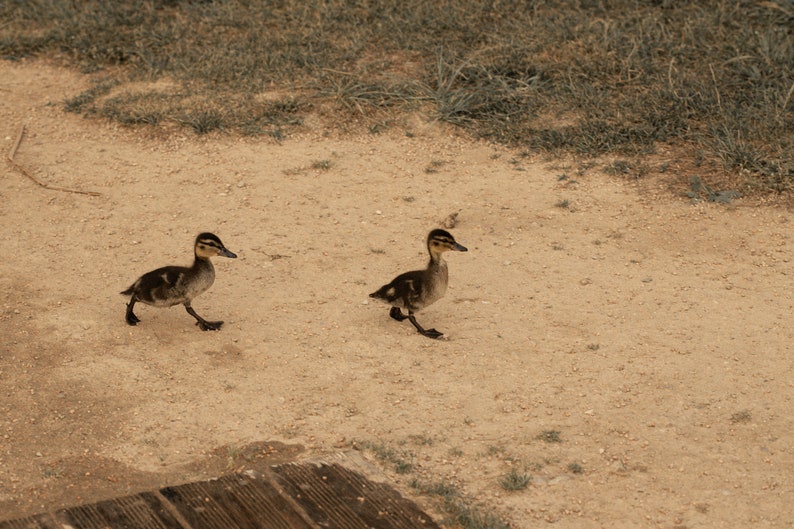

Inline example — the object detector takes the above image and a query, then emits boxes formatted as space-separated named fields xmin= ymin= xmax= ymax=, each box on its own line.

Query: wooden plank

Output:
xmin=271 ymin=462 xmax=441 ymax=529
xmin=0 ymin=513 xmax=62 ymax=529
xmin=56 ymin=492 xmax=184 ymax=529
xmin=160 ymin=473 xmax=314 ymax=529
xmin=1 ymin=461 xmax=441 ymax=529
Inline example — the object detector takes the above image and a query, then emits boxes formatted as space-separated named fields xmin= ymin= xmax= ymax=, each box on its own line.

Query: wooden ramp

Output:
xmin=0 ymin=460 xmax=440 ymax=529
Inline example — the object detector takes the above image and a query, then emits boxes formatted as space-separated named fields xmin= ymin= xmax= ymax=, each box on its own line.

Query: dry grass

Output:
xmin=1 ymin=0 xmax=792 ymax=193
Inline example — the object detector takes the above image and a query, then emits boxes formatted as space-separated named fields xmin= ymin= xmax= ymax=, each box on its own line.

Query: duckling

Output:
xmin=370 ymin=228 xmax=467 ymax=339
xmin=121 ymin=232 xmax=237 ymax=331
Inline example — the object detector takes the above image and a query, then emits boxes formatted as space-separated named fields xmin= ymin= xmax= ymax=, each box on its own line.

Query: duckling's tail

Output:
xmin=120 ymin=285 xmax=135 ymax=296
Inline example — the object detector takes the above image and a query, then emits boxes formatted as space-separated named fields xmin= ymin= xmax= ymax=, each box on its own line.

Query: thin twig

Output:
xmin=780 ymin=81 xmax=794 ymax=116
xmin=8 ymin=122 xmax=25 ymax=160
xmin=667 ymin=58 xmax=679 ymax=98
xmin=5 ymin=124 xmax=102 ymax=197
xmin=709 ymin=63 xmax=722 ymax=111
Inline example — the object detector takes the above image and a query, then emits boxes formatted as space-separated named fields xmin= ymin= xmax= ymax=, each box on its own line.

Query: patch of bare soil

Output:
xmin=1 ymin=60 xmax=792 ymax=527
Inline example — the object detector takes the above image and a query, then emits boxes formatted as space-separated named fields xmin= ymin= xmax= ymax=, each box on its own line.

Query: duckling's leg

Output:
xmin=406 ymin=312 xmax=443 ymax=339
xmin=389 ymin=307 xmax=408 ymax=321
xmin=125 ymin=298 xmax=141 ymax=325
xmin=184 ymin=302 xmax=224 ymax=331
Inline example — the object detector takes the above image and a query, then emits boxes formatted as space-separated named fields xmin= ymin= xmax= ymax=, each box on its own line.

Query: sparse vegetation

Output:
xmin=537 ymin=430 xmax=563 ymax=443
xmin=356 ymin=440 xmax=414 ymax=474
xmin=408 ymin=433 xmax=435 ymax=446
xmin=1 ymin=0 xmax=792 ymax=193
xmin=411 ymin=480 xmax=510 ymax=529
xmin=355 ymin=438 xmax=510 ymax=528
xmin=311 ymin=159 xmax=332 ymax=170
xmin=425 ymin=160 xmax=447 ymax=173
xmin=499 ymin=468 xmax=531 ymax=491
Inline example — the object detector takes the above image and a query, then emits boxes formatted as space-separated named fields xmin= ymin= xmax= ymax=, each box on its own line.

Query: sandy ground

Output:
xmin=1 ymin=60 xmax=792 ymax=528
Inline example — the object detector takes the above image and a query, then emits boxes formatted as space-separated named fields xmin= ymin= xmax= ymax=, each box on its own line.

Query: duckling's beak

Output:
xmin=220 ymin=248 xmax=237 ymax=258
xmin=453 ymin=242 xmax=468 ymax=252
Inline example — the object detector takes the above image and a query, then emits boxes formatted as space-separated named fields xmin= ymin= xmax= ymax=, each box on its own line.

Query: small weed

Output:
xmin=178 ymin=108 xmax=225 ymax=134
xmin=498 ymin=468 xmax=531 ymax=491
xmin=711 ymin=126 xmax=764 ymax=172
xmin=394 ymin=459 xmax=413 ymax=474
xmin=408 ymin=433 xmax=434 ymax=446
xmin=41 ymin=466 xmax=64 ymax=479
xmin=527 ymin=461 xmax=544 ymax=472
xmin=486 ymin=445 xmax=503 ymax=456
xmin=311 ymin=159 xmax=332 ymax=170
xmin=587 ymin=343 xmax=600 ymax=351
xmin=368 ymin=122 xmax=386 ymax=134
xmin=425 ymin=160 xmax=447 ymax=173
xmin=567 ymin=462 xmax=584 ymax=474
xmin=411 ymin=479 xmax=459 ymax=499
xmin=537 ymin=430 xmax=562 ymax=443
xmin=603 ymin=159 xmax=633 ymax=176
xmin=357 ymin=440 xmax=414 ymax=474
xmin=555 ymin=199 xmax=570 ymax=209
xmin=730 ymin=410 xmax=752 ymax=424
xmin=412 ymin=479 xmax=509 ymax=529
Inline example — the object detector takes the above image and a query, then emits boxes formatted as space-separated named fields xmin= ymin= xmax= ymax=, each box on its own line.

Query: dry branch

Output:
xmin=6 ymin=124 xmax=102 ymax=197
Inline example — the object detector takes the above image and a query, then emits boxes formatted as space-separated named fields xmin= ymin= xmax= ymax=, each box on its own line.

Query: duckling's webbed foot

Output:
xmin=389 ymin=307 xmax=408 ymax=321
xmin=419 ymin=327 xmax=443 ymax=339
xmin=407 ymin=313 xmax=443 ymax=339
xmin=125 ymin=299 xmax=141 ymax=326
xmin=196 ymin=319 xmax=224 ymax=331
xmin=185 ymin=304 xmax=224 ymax=331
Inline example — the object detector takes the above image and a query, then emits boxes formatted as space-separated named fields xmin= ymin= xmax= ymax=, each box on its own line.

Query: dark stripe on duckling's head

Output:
xmin=195 ymin=232 xmax=237 ymax=259
xmin=427 ymin=228 xmax=467 ymax=253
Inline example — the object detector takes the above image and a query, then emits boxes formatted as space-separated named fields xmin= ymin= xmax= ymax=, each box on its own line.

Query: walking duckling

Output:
xmin=370 ymin=228 xmax=467 ymax=339
xmin=121 ymin=232 xmax=237 ymax=331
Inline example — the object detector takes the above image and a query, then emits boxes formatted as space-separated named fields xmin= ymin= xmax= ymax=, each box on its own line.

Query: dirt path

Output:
xmin=1 ymin=60 xmax=792 ymax=527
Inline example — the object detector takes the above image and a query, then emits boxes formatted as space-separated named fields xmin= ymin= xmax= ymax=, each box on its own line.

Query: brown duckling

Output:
xmin=370 ymin=228 xmax=467 ymax=339
xmin=121 ymin=232 xmax=236 ymax=331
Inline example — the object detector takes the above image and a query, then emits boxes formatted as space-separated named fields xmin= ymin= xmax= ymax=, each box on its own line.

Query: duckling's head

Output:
xmin=427 ymin=229 xmax=467 ymax=254
xmin=195 ymin=232 xmax=237 ymax=260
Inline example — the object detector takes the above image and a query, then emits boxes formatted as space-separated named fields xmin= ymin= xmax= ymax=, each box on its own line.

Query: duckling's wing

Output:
xmin=370 ymin=270 xmax=425 ymax=311
xmin=134 ymin=266 xmax=190 ymax=305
